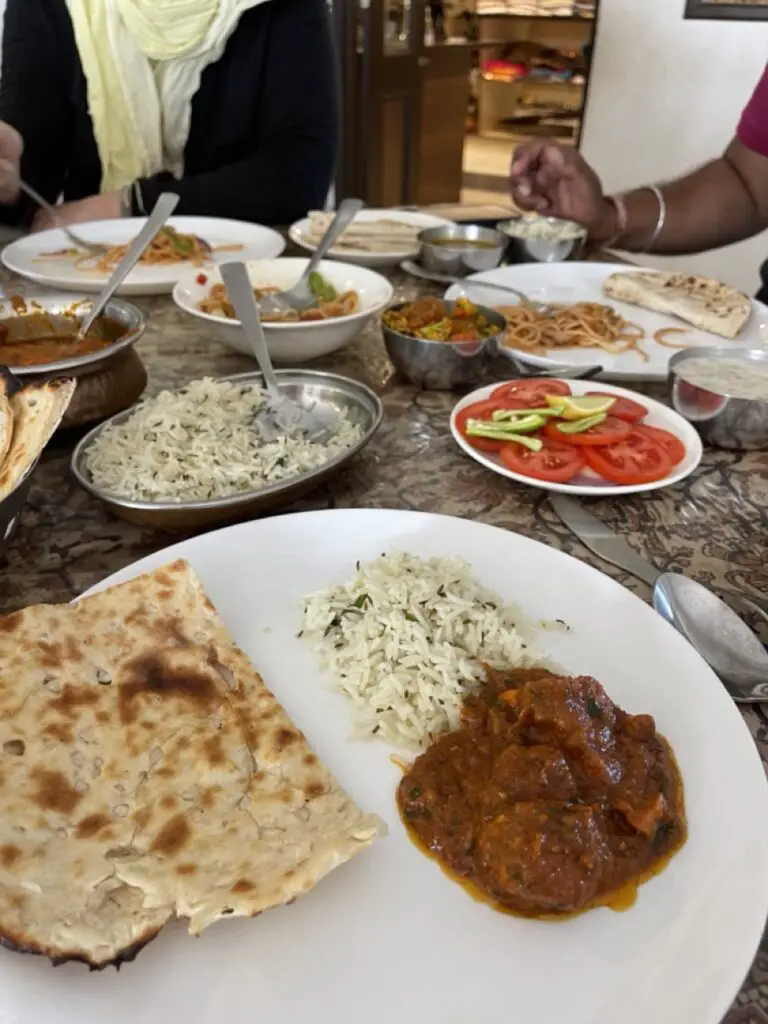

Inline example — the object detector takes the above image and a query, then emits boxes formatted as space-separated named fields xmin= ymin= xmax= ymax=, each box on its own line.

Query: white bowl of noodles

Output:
xmin=173 ymin=257 xmax=394 ymax=364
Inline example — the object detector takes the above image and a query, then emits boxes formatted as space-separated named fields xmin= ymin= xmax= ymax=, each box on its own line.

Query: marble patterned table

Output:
xmin=4 ymin=265 xmax=768 ymax=1022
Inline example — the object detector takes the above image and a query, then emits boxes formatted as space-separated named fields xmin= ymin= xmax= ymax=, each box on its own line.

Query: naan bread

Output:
xmin=603 ymin=271 xmax=751 ymax=339
xmin=0 ymin=376 xmax=13 ymax=472
xmin=304 ymin=211 xmax=421 ymax=253
xmin=0 ymin=559 xmax=385 ymax=967
xmin=0 ymin=377 xmax=75 ymax=501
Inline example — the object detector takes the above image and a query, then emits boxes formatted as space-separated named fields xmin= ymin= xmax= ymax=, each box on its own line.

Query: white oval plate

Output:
xmin=451 ymin=379 xmax=703 ymax=496
xmin=1 ymin=216 xmax=286 ymax=296
xmin=288 ymin=208 xmax=452 ymax=267
xmin=445 ymin=262 xmax=768 ymax=382
xmin=4 ymin=509 xmax=761 ymax=1024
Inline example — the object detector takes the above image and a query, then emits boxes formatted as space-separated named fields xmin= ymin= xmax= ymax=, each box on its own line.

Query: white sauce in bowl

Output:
xmin=501 ymin=216 xmax=586 ymax=242
xmin=676 ymin=356 xmax=768 ymax=401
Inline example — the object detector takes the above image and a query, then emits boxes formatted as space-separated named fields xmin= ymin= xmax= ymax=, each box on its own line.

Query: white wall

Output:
xmin=581 ymin=0 xmax=768 ymax=294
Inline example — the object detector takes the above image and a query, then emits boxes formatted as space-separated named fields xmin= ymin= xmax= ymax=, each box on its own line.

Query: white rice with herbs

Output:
xmin=83 ymin=377 xmax=363 ymax=503
xmin=300 ymin=552 xmax=542 ymax=750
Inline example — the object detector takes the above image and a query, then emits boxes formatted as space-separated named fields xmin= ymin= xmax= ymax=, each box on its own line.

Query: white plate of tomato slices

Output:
xmin=450 ymin=377 xmax=703 ymax=496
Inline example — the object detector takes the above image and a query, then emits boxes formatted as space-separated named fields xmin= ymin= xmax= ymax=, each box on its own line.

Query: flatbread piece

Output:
xmin=603 ymin=270 xmax=751 ymax=340
xmin=0 ymin=559 xmax=385 ymax=967
xmin=0 ymin=377 xmax=75 ymax=501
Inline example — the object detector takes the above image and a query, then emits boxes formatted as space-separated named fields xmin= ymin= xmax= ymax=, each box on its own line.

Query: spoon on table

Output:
xmin=549 ymin=494 xmax=768 ymax=703
xmin=258 ymin=197 xmax=364 ymax=316
xmin=400 ymin=258 xmax=556 ymax=314
xmin=77 ymin=192 xmax=179 ymax=339
xmin=219 ymin=261 xmax=335 ymax=442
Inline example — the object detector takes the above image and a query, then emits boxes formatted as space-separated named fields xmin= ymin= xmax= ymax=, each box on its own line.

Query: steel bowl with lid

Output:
xmin=668 ymin=346 xmax=768 ymax=450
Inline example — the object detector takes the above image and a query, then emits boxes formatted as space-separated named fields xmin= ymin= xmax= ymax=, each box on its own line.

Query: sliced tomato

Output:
xmin=584 ymin=430 xmax=672 ymax=485
xmin=455 ymin=399 xmax=509 ymax=452
xmin=634 ymin=424 xmax=686 ymax=466
xmin=500 ymin=437 xmax=586 ymax=484
xmin=490 ymin=378 xmax=571 ymax=409
xmin=544 ymin=415 xmax=632 ymax=447
xmin=586 ymin=391 xmax=647 ymax=423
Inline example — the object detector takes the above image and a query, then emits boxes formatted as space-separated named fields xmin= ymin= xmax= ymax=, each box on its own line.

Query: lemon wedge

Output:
xmin=545 ymin=394 xmax=616 ymax=421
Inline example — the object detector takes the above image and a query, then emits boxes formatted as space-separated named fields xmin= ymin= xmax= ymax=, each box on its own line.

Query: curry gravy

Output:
xmin=398 ymin=667 xmax=686 ymax=921
xmin=0 ymin=312 xmax=126 ymax=367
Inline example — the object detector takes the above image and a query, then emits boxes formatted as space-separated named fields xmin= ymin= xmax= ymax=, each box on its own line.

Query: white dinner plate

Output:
xmin=451 ymin=379 xmax=703 ymax=496
xmin=445 ymin=262 xmax=768 ymax=382
xmin=1 ymin=217 xmax=286 ymax=296
xmin=3 ymin=508 xmax=765 ymax=1024
xmin=288 ymin=208 xmax=452 ymax=267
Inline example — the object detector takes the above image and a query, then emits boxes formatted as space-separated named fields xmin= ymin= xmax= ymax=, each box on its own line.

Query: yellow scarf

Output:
xmin=66 ymin=0 xmax=269 ymax=193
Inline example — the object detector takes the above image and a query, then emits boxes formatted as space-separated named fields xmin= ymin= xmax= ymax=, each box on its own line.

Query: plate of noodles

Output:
xmin=445 ymin=262 xmax=768 ymax=382
xmin=1 ymin=216 xmax=286 ymax=296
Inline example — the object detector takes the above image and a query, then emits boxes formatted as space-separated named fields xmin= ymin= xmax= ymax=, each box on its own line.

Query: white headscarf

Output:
xmin=65 ymin=0 xmax=272 ymax=192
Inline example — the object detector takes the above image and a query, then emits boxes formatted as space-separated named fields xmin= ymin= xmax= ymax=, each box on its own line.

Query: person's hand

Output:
xmin=0 ymin=122 xmax=23 ymax=205
xmin=510 ymin=141 xmax=614 ymax=236
xmin=30 ymin=191 xmax=121 ymax=232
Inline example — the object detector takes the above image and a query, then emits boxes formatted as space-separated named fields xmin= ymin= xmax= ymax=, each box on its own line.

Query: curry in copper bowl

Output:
xmin=0 ymin=293 xmax=144 ymax=375
xmin=398 ymin=666 xmax=685 ymax=918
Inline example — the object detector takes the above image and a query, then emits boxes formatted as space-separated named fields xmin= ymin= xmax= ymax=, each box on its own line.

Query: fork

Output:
xmin=257 ymin=197 xmax=364 ymax=316
xmin=219 ymin=261 xmax=337 ymax=442
xmin=0 ymin=161 xmax=109 ymax=255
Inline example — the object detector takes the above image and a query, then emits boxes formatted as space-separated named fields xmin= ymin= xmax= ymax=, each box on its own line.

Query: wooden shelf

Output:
xmin=476 ymin=12 xmax=594 ymax=20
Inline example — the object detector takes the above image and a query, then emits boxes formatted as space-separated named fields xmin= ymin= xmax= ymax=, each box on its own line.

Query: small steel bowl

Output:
xmin=498 ymin=215 xmax=587 ymax=264
xmin=382 ymin=300 xmax=507 ymax=390
xmin=0 ymin=291 xmax=145 ymax=377
xmin=417 ymin=224 xmax=506 ymax=278
xmin=668 ymin=347 xmax=768 ymax=450
xmin=71 ymin=369 xmax=384 ymax=530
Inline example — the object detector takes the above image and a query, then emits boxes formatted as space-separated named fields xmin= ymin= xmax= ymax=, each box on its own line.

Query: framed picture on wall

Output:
xmin=685 ymin=0 xmax=768 ymax=19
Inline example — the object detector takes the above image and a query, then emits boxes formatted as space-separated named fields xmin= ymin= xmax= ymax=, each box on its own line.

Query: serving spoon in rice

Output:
xmin=219 ymin=261 xmax=337 ymax=442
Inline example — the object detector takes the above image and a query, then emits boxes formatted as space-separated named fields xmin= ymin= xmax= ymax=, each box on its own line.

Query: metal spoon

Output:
xmin=258 ymin=197 xmax=364 ymax=316
xmin=219 ymin=261 xmax=336 ymax=442
xmin=549 ymin=494 xmax=768 ymax=702
xmin=77 ymin=192 xmax=179 ymax=338
xmin=400 ymin=258 xmax=555 ymax=313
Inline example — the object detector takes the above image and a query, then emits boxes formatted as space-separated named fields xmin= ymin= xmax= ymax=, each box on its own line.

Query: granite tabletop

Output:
xmin=3 ymin=262 xmax=768 ymax=1021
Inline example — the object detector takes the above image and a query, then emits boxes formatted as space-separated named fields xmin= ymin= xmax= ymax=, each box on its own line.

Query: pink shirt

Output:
xmin=738 ymin=64 xmax=768 ymax=157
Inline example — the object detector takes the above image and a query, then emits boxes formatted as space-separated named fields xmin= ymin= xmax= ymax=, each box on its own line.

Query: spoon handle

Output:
xmin=548 ymin=495 xmax=661 ymax=588
xmin=78 ymin=192 xmax=179 ymax=337
xmin=219 ymin=261 xmax=281 ymax=397
xmin=303 ymin=197 xmax=364 ymax=276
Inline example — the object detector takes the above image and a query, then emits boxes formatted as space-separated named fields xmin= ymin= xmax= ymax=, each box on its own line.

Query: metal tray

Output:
xmin=71 ymin=369 xmax=384 ymax=531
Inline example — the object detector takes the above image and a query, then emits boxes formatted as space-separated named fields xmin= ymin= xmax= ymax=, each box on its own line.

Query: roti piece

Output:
xmin=304 ymin=211 xmax=421 ymax=253
xmin=603 ymin=270 xmax=751 ymax=339
xmin=0 ymin=377 xmax=75 ymax=501
xmin=0 ymin=376 xmax=13 ymax=472
xmin=0 ymin=559 xmax=385 ymax=967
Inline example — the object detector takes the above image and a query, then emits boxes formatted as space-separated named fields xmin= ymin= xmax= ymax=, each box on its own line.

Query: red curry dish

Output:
xmin=397 ymin=667 xmax=685 ymax=917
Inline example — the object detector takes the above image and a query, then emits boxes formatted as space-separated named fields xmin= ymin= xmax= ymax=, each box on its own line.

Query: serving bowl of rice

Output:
xmin=172 ymin=258 xmax=394 ymax=364
xmin=70 ymin=369 xmax=383 ymax=529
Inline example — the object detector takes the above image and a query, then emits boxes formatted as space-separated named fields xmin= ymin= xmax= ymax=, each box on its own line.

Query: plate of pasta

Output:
xmin=1 ymin=216 xmax=286 ymax=296
xmin=445 ymin=262 xmax=768 ymax=382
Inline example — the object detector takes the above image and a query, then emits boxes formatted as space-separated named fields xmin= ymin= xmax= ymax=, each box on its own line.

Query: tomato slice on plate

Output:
xmin=586 ymin=392 xmax=647 ymax=423
xmin=634 ymin=424 xmax=686 ymax=466
xmin=543 ymin=415 xmax=632 ymax=447
xmin=490 ymin=378 xmax=571 ymax=408
xmin=455 ymin=399 xmax=509 ymax=452
xmin=584 ymin=430 xmax=673 ymax=485
xmin=500 ymin=437 xmax=586 ymax=484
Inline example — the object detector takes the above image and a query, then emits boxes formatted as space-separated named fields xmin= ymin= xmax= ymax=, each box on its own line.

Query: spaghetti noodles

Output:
xmin=39 ymin=226 xmax=243 ymax=275
xmin=498 ymin=302 xmax=649 ymax=362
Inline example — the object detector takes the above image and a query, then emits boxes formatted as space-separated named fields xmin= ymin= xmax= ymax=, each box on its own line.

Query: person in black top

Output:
xmin=0 ymin=0 xmax=339 ymax=229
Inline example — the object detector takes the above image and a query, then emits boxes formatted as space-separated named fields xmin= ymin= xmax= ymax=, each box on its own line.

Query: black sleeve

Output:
xmin=135 ymin=0 xmax=339 ymax=225
xmin=0 ymin=0 xmax=74 ymax=225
